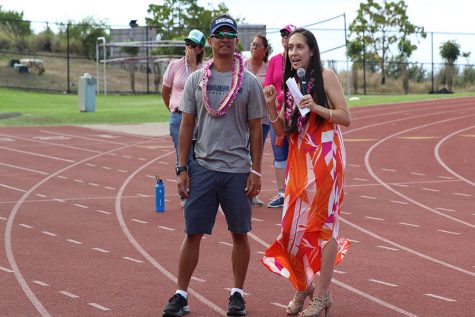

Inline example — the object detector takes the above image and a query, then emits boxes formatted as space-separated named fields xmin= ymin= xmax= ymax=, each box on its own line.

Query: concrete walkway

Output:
xmin=81 ymin=122 xmax=169 ymax=137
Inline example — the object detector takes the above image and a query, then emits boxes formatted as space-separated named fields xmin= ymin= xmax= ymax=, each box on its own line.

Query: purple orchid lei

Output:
xmin=201 ymin=52 xmax=244 ymax=117
xmin=284 ymin=74 xmax=316 ymax=133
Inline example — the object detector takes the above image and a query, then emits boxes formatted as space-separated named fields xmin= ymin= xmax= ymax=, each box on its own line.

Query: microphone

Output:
xmin=297 ymin=68 xmax=307 ymax=95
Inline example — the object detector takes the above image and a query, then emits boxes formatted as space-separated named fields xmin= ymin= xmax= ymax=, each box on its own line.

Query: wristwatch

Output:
xmin=175 ymin=165 xmax=188 ymax=175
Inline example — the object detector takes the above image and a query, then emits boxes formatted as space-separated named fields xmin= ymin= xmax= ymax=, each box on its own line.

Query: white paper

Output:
xmin=285 ymin=77 xmax=310 ymax=116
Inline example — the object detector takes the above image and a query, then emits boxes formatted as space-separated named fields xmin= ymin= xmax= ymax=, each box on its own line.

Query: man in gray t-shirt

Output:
xmin=162 ymin=14 xmax=266 ymax=317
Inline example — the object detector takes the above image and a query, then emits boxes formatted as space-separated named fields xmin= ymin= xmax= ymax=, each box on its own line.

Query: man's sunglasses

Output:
xmin=210 ymin=31 xmax=238 ymax=39
xmin=185 ymin=40 xmax=198 ymax=48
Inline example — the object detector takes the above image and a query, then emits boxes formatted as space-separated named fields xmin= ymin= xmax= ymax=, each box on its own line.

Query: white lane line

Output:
xmin=88 ymin=183 xmax=99 ymax=187
xmin=354 ymin=178 xmax=368 ymax=182
xmin=104 ymin=186 xmax=115 ymax=190
xmin=399 ymin=222 xmax=420 ymax=228
xmin=136 ymin=194 xmax=148 ymax=197
xmin=122 ymin=155 xmax=132 ymax=159
xmin=424 ymin=294 xmax=456 ymax=302
xmin=438 ymin=176 xmax=454 ymax=180
xmin=360 ymin=195 xmax=377 ymax=200
xmin=252 ymin=218 xmax=263 ymax=222
xmin=437 ymin=229 xmax=461 ymax=235
xmin=73 ymin=204 xmax=89 ymax=209
xmin=393 ymin=183 xmax=409 ymax=188
xmin=66 ymin=239 xmax=82 ymax=245
xmin=0 ymin=216 xmax=7 ymax=221
xmin=411 ymin=172 xmax=425 ymax=176
xmin=191 ymin=276 xmax=206 ymax=282
xmin=271 ymin=302 xmax=287 ymax=308
xmin=92 ymin=248 xmax=110 ymax=253
xmin=368 ymin=279 xmax=398 ymax=287
xmin=158 ymin=226 xmax=175 ymax=231
xmin=377 ymin=246 xmax=399 ymax=251
xmin=0 ymin=162 xmax=48 ymax=175
xmin=74 ymin=179 xmax=84 ymax=183
xmin=122 ymin=257 xmax=144 ymax=263
xmin=102 ymin=166 xmax=112 ymax=170
xmin=86 ymin=163 xmax=96 ymax=167
xmin=453 ymin=192 xmax=471 ymax=197
xmin=96 ymin=210 xmax=111 ymax=215
xmin=35 ymin=194 xmax=47 ymax=198
xmin=390 ymin=200 xmax=409 ymax=205
xmin=57 ymin=175 xmax=68 ymax=179
xmin=0 ymin=184 xmax=26 ymax=192
xmin=365 ymin=216 xmax=384 ymax=221
xmin=435 ymin=207 xmax=455 ymax=212
xmin=41 ymin=231 xmax=57 ymax=237
xmin=59 ymin=291 xmax=79 ymax=298
xmin=138 ymin=158 xmax=148 ymax=161
xmin=347 ymin=164 xmax=361 ymax=167
xmin=19 ymin=224 xmax=33 ymax=229
xmin=32 ymin=280 xmax=50 ymax=287
xmin=275 ymin=223 xmax=281 ymax=226
xmin=333 ymin=270 xmax=347 ymax=274
xmin=167 ymin=178 xmax=177 ymax=183
xmin=146 ymin=175 xmax=155 ymax=179
xmin=341 ymin=211 xmax=352 ymax=215
xmin=54 ymin=199 xmax=66 ymax=203
xmin=219 ymin=242 xmax=233 ymax=247
xmin=131 ymin=219 xmax=147 ymax=224
xmin=0 ymin=146 xmax=75 ymax=163
xmin=118 ymin=169 xmax=128 ymax=173
xmin=422 ymin=188 xmax=439 ymax=192
xmin=381 ymin=168 xmax=396 ymax=172
xmin=0 ymin=266 xmax=14 ymax=273
xmin=88 ymin=303 xmax=111 ymax=311
xmin=256 ymin=251 xmax=265 ymax=255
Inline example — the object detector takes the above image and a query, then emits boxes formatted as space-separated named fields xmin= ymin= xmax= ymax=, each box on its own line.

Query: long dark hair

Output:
xmin=283 ymin=28 xmax=328 ymax=135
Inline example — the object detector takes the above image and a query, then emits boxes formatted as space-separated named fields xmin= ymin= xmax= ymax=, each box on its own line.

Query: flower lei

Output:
xmin=200 ymin=52 xmax=244 ymax=117
xmin=284 ymin=73 xmax=316 ymax=133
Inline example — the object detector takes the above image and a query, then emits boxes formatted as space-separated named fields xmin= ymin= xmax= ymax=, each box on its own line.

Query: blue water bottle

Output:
xmin=155 ymin=176 xmax=165 ymax=212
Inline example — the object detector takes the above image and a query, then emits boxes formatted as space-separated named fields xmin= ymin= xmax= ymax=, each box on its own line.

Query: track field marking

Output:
xmin=158 ymin=226 xmax=175 ymax=231
xmin=88 ymin=303 xmax=111 ymax=311
xmin=360 ymin=195 xmax=377 ymax=200
xmin=368 ymin=279 xmax=398 ymax=287
xmin=0 ymin=184 xmax=26 ymax=192
xmin=57 ymin=175 xmax=68 ymax=179
xmin=460 ymin=134 xmax=475 ymax=138
xmin=397 ymin=136 xmax=438 ymax=140
xmin=54 ymin=199 xmax=66 ymax=203
xmin=437 ymin=229 xmax=461 ymax=235
xmin=424 ymin=294 xmax=456 ymax=302
xmin=86 ymin=163 xmax=96 ymax=167
xmin=96 ymin=210 xmax=111 ymax=215
xmin=381 ymin=168 xmax=396 ymax=172
xmin=275 ymin=223 xmax=282 ymax=226
xmin=434 ymin=207 xmax=455 ymax=212
xmin=59 ymin=291 xmax=79 ymax=298
xmin=0 ymin=146 xmax=75 ymax=162
xmin=347 ymin=239 xmax=360 ymax=243
xmin=73 ymin=179 xmax=84 ymax=183
xmin=35 ymin=193 xmax=47 ymax=198
xmin=0 ymin=266 xmax=14 ymax=273
xmin=136 ymin=194 xmax=148 ymax=197
xmin=252 ymin=218 xmax=263 ymax=222
xmin=377 ymin=246 xmax=399 ymax=251
xmin=0 ymin=217 xmax=6 ymax=221
xmin=88 ymin=182 xmax=99 ymax=187
xmin=32 ymin=280 xmax=50 ymax=287
xmin=41 ymin=231 xmax=57 ymax=237
xmin=354 ymin=178 xmax=368 ymax=182
xmin=66 ymin=239 xmax=82 ymax=245
xmin=411 ymin=172 xmax=425 ymax=176
xmin=167 ymin=178 xmax=177 ymax=183
xmin=19 ymin=224 xmax=33 ymax=229
xmin=73 ymin=204 xmax=89 ymax=209
xmin=158 ymin=161 xmax=169 ymax=165
xmin=122 ymin=155 xmax=132 ymax=158
xmin=92 ymin=248 xmax=110 ymax=253
xmin=271 ymin=302 xmax=287 ymax=308
xmin=219 ymin=242 xmax=233 ymax=247
xmin=422 ymin=188 xmax=439 ymax=192
xmin=118 ymin=169 xmax=128 ymax=173
xmin=438 ymin=176 xmax=454 ymax=180
xmin=453 ymin=192 xmax=471 ymax=197
xmin=40 ymin=129 xmax=127 ymax=145
xmin=333 ymin=270 xmax=347 ymax=274
xmin=256 ymin=251 xmax=265 ymax=255
xmin=341 ymin=211 xmax=351 ymax=215
xmin=122 ymin=257 xmax=144 ymax=263
xmin=0 ymin=162 xmax=48 ymax=175
xmin=393 ymin=184 xmax=409 ymax=187
xmin=365 ymin=216 xmax=384 ymax=221
xmin=399 ymin=222 xmax=420 ymax=228
xmin=391 ymin=200 xmax=409 ymax=205
xmin=191 ymin=276 xmax=206 ymax=282
xmin=104 ymin=186 xmax=115 ymax=190
xmin=102 ymin=166 xmax=112 ymax=170
xmin=131 ymin=219 xmax=147 ymax=224
xmin=138 ymin=158 xmax=148 ymax=161
xmin=344 ymin=138 xmax=377 ymax=142
xmin=347 ymin=163 xmax=361 ymax=167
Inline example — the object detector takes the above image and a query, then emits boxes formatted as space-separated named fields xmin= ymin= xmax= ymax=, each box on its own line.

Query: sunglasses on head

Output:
xmin=185 ymin=40 xmax=198 ymax=48
xmin=211 ymin=31 xmax=238 ymax=39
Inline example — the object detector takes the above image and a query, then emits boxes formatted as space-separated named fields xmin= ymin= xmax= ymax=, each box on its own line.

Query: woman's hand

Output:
xmin=263 ymin=85 xmax=277 ymax=108
xmin=298 ymin=94 xmax=318 ymax=112
xmin=185 ymin=47 xmax=198 ymax=69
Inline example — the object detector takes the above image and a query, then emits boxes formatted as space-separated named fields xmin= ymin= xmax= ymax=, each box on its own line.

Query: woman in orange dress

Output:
xmin=262 ymin=28 xmax=351 ymax=317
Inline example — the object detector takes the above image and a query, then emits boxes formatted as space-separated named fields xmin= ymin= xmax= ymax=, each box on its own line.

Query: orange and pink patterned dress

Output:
xmin=262 ymin=114 xmax=350 ymax=291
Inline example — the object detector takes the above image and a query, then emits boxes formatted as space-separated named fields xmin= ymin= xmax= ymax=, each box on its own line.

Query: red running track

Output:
xmin=1 ymin=97 xmax=474 ymax=316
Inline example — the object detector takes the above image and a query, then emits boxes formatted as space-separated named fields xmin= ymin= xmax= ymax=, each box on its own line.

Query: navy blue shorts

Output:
xmin=183 ymin=160 xmax=252 ymax=235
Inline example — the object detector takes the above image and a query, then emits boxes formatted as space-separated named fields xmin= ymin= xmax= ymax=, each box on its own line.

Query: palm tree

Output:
xmin=439 ymin=40 xmax=461 ymax=91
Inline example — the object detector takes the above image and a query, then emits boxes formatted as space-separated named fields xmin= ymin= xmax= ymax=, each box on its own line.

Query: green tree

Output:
xmin=146 ymin=0 xmax=231 ymax=40
xmin=0 ymin=6 xmax=31 ymax=51
xmin=347 ymin=40 xmax=364 ymax=94
xmin=439 ymin=40 xmax=461 ymax=91
xmin=349 ymin=0 xmax=426 ymax=85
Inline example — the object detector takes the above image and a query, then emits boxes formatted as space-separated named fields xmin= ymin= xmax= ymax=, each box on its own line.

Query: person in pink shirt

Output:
xmin=244 ymin=34 xmax=269 ymax=207
xmin=161 ymin=29 xmax=206 ymax=166
xmin=264 ymin=24 xmax=296 ymax=208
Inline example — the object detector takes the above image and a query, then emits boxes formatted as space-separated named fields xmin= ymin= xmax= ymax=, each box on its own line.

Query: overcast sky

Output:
xmin=1 ymin=0 xmax=473 ymax=64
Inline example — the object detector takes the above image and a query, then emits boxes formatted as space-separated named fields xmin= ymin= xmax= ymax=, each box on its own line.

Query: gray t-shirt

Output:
xmin=180 ymin=66 xmax=266 ymax=173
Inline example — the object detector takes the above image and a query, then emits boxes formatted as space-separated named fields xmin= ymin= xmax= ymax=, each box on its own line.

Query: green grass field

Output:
xmin=0 ymin=87 xmax=474 ymax=127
